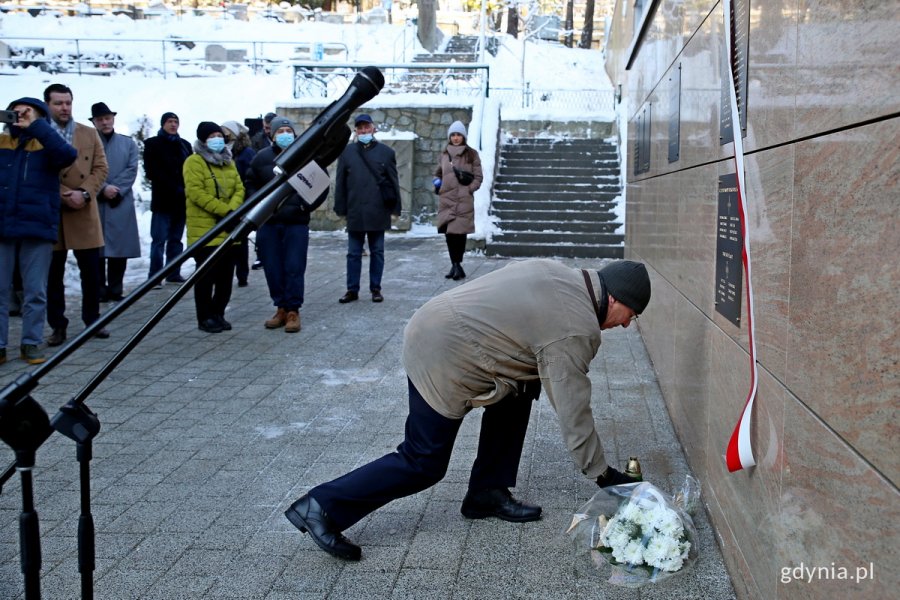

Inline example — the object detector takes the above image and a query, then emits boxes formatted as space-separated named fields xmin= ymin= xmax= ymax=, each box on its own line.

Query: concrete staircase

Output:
xmin=486 ymin=138 xmax=624 ymax=259
xmin=392 ymin=35 xmax=480 ymax=93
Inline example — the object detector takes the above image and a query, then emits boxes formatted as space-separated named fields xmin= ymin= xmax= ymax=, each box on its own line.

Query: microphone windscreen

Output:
xmin=354 ymin=66 xmax=385 ymax=98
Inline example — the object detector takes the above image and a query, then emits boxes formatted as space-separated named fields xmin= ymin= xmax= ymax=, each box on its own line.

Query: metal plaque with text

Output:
xmin=715 ymin=173 xmax=743 ymax=325
xmin=720 ymin=0 xmax=750 ymax=145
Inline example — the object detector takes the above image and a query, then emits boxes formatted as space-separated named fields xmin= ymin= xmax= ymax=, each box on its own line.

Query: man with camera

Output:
xmin=0 ymin=98 xmax=77 ymax=364
xmin=90 ymin=102 xmax=140 ymax=303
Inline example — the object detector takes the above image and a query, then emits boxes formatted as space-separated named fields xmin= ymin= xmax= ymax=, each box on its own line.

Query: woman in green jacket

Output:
xmin=183 ymin=121 xmax=245 ymax=333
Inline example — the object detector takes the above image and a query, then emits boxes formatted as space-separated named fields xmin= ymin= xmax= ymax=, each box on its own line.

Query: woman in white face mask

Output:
xmin=183 ymin=121 xmax=246 ymax=334
xmin=242 ymin=115 xmax=331 ymax=334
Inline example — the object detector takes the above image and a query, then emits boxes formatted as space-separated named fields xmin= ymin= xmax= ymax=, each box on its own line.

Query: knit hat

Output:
xmin=196 ymin=121 xmax=223 ymax=141
xmin=268 ymin=115 xmax=296 ymax=138
xmin=221 ymin=120 xmax=247 ymax=137
xmin=7 ymin=97 xmax=48 ymax=118
xmin=448 ymin=120 xmax=467 ymax=140
xmin=160 ymin=112 xmax=179 ymax=127
xmin=598 ymin=260 xmax=651 ymax=315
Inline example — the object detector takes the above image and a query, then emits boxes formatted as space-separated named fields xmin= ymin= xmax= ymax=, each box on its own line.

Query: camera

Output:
xmin=0 ymin=109 xmax=19 ymax=124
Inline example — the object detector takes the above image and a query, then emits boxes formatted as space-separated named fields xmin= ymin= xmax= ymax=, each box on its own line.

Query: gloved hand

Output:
xmin=433 ymin=178 xmax=442 ymax=194
xmin=596 ymin=466 xmax=642 ymax=488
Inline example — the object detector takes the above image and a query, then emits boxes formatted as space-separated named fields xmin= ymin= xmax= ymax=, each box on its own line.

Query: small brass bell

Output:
xmin=625 ymin=456 xmax=643 ymax=480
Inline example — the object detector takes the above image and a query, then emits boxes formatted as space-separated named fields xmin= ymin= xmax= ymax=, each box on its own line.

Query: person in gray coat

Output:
xmin=333 ymin=113 xmax=401 ymax=304
xmin=284 ymin=259 xmax=651 ymax=561
xmin=90 ymin=102 xmax=140 ymax=302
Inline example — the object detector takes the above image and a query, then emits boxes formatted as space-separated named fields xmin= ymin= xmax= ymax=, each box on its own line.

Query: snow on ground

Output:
xmin=0 ymin=10 xmax=617 ymax=288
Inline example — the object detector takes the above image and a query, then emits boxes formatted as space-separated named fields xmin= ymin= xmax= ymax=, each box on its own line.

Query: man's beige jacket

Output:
xmin=403 ymin=259 xmax=609 ymax=479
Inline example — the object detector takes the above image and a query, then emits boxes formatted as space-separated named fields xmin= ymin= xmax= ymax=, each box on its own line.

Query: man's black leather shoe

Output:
xmin=94 ymin=328 xmax=110 ymax=339
xmin=47 ymin=327 xmax=67 ymax=347
xmin=460 ymin=488 xmax=542 ymax=523
xmin=338 ymin=291 xmax=358 ymax=304
xmin=198 ymin=318 xmax=224 ymax=333
xmin=285 ymin=494 xmax=361 ymax=561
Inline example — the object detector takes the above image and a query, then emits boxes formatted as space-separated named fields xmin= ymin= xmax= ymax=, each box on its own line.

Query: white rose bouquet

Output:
xmin=567 ymin=477 xmax=700 ymax=587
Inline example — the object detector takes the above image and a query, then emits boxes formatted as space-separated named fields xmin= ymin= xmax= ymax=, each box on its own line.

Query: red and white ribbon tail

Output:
xmin=723 ymin=0 xmax=758 ymax=472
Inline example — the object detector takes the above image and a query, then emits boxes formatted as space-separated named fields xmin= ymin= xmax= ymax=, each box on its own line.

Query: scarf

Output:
xmin=192 ymin=138 xmax=233 ymax=167
xmin=51 ymin=118 xmax=75 ymax=145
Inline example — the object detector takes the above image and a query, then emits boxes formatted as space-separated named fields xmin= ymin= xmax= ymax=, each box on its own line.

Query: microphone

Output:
xmin=273 ymin=66 xmax=384 ymax=177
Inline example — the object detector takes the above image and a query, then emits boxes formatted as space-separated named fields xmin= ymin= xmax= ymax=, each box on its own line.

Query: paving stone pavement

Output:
xmin=0 ymin=233 xmax=736 ymax=599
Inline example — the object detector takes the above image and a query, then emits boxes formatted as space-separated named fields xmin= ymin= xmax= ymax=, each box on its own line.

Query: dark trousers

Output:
xmin=102 ymin=257 xmax=128 ymax=298
xmin=445 ymin=233 xmax=467 ymax=264
xmin=193 ymin=245 xmax=237 ymax=323
xmin=47 ymin=247 xmax=101 ymax=330
xmin=310 ymin=378 xmax=536 ymax=531
xmin=235 ymin=238 xmax=249 ymax=285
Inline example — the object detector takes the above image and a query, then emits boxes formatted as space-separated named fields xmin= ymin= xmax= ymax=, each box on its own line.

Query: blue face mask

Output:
xmin=275 ymin=132 xmax=295 ymax=149
xmin=358 ymin=133 xmax=374 ymax=145
xmin=206 ymin=137 xmax=225 ymax=153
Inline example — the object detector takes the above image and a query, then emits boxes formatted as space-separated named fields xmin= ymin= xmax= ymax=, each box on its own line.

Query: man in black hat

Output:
xmin=333 ymin=113 xmax=401 ymax=304
xmin=285 ymin=258 xmax=651 ymax=561
xmin=90 ymin=102 xmax=140 ymax=303
xmin=143 ymin=111 xmax=192 ymax=286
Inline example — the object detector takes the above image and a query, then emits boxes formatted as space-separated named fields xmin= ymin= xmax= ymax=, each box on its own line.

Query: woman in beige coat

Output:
xmin=434 ymin=120 xmax=482 ymax=280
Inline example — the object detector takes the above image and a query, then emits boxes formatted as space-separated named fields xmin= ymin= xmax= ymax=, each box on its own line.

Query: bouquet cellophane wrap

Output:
xmin=567 ymin=476 xmax=701 ymax=587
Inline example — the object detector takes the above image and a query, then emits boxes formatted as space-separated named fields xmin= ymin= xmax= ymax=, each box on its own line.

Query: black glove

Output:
xmin=596 ymin=466 xmax=642 ymax=488
xmin=107 ymin=192 xmax=124 ymax=209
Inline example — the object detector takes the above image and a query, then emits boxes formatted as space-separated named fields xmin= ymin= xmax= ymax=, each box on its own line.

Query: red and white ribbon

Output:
xmin=722 ymin=0 xmax=758 ymax=472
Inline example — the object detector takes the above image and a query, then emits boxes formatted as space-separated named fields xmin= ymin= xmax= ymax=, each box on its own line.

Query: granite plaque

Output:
xmin=720 ymin=0 xmax=750 ymax=145
xmin=668 ymin=63 xmax=681 ymax=163
xmin=715 ymin=173 xmax=742 ymax=325
xmin=633 ymin=104 xmax=651 ymax=176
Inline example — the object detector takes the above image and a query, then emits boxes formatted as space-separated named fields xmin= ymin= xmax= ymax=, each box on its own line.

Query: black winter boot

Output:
xmin=445 ymin=264 xmax=456 ymax=279
xmin=452 ymin=263 xmax=466 ymax=280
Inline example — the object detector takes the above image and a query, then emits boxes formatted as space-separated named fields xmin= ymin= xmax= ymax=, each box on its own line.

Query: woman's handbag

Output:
xmin=452 ymin=166 xmax=475 ymax=186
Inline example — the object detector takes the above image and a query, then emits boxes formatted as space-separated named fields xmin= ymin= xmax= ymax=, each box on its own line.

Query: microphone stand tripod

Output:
xmin=0 ymin=118 xmax=355 ymax=599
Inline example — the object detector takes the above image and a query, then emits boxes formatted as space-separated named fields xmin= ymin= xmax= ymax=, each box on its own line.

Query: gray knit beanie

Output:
xmin=448 ymin=120 xmax=467 ymax=140
xmin=598 ymin=261 xmax=651 ymax=314
xmin=268 ymin=115 xmax=296 ymax=139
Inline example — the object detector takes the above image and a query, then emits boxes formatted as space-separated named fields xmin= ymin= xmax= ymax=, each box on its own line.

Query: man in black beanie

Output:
xmin=285 ymin=258 xmax=651 ymax=561
xmin=143 ymin=111 xmax=192 ymax=286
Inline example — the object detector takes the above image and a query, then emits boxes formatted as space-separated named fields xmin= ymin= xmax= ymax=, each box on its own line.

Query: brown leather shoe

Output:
xmin=371 ymin=290 xmax=384 ymax=303
xmin=265 ymin=308 xmax=286 ymax=329
xmin=284 ymin=311 xmax=301 ymax=333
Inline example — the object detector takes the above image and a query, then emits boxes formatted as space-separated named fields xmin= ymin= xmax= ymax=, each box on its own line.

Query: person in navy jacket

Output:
xmin=0 ymin=97 xmax=77 ymax=364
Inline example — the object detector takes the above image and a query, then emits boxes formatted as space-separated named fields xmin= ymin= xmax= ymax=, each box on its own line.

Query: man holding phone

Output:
xmin=0 ymin=97 xmax=77 ymax=364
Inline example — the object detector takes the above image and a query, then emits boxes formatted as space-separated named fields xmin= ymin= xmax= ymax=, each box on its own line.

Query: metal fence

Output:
xmin=291 ymin=62 xmax=490 ymax=99
xmin=491 ymin=85 xmax=616 ymax=113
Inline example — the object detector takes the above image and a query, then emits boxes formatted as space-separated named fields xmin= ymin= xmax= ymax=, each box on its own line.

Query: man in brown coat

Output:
xmin=43 ymin=84 xmax=110 ymax=346
xmin=284 ymin=258 xmax=652 ymax=560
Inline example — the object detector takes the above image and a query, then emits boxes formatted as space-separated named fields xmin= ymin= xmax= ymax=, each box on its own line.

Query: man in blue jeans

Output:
xmin=333 ymin=114 xmax=401 ymax=304
xmin=143 ymin=112 xmax=192 ymax=285
xmin=0 ymin=97 xmax=77 ymax=364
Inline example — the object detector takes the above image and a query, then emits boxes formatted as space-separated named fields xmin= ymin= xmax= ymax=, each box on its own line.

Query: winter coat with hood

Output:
xmin=0 ymin=97 xmax=77 ymax=242
xmin=333 ymin=139 xmax=401 ymax=232
xmin=56 ymin=121 xmax=109 ymax=250
xmin=434 ymin=142 xmax=482 ymax=235
xmin=183 ymin=142 xmax=245 ymax=246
